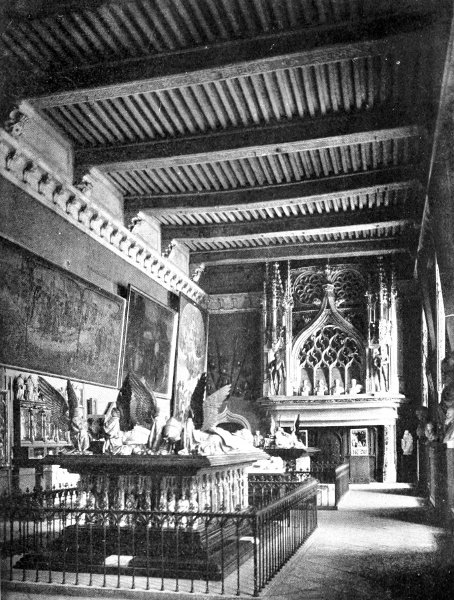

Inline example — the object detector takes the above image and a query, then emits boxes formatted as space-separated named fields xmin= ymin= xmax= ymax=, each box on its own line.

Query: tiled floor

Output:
xmin=263 ymin=484 xmax=454 ymax=600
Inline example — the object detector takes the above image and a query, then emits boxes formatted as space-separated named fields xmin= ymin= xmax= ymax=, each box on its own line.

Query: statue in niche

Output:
xmin=415 ymin=407 xmax=428 ymax=439
xmin=301 ymin=380 xmax=312 ymax=396
xmin=401 ymin=430 xmax=414 ymax=455
xmin=425 ymin=422 xmax=438 ymax=443
xmin=331 ymin=379 xmax=344 ymax=395
xmin=315 ymin=380 xmax=328 ymax=396
xmin=443 ymin=406 xmax=454 ymax=443
xmin=349 ymin=379 xmax=363 ymax=395
xmin=372 ymin=347 xmax=389 ymax=392
xmin=267 ymin=330 xmax=286 ymax=395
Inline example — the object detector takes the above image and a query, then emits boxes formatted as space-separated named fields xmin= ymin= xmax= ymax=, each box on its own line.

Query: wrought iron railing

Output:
xmin=248 ymin=462 xmax=349 ymax=510
xmin=1 ymin=478 xmax=317 ymax=596
xmin=300 ymin=462 xmax=350 ymax=508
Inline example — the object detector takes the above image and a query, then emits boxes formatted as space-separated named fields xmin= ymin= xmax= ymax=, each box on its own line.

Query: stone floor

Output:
xmin=263 ymin=484 xmax=454 ymax=600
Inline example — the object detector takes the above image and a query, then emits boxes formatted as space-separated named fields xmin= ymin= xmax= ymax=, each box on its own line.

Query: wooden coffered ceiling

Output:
xmin=3 ymin=0 xmax=453 ymax=275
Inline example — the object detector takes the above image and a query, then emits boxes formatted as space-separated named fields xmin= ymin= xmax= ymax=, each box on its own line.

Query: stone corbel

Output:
xmin=89 ymin=213 xmax=105 ymax=237
xmin=22 ymin=161 xmax=42 ymax=189
xmin=38 ymin=173 xmax=55 ymax=200
xmin=78 ymin=204 xmax=95 ymax=228
xmin=66 ymin=196 xmax=86 ymax=221
xmin=100 ymin=221 xmax=115 ymax=243
xmin=52 ymin=186 xmax=73 ymax=212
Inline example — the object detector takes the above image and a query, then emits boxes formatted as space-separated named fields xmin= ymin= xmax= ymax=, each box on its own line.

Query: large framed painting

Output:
xmin=0 ymin=237 xmax=126 ymax=387
xmin=123 ymin=286 xmax=178 ymax=399
xmin=173 ymin=296 xmax=208 ymax=421
xmin=0 ymin=391 xmax=11 ymax=468
xmin=350 ymin=428 xmax=369 ymax=456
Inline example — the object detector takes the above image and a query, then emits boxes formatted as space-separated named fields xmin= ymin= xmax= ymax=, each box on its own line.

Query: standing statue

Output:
xmin=267 ymin=331 xmax=286 ymax=395
xmin=401 ymin=430 xmax=414 ymax=455
xmin=372 ymin=347 xmax=389 ymax=392
xmin=67 ymin=380 xmax=90 ymax=454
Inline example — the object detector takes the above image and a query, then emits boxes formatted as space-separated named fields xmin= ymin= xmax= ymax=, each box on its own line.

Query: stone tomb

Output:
xmin=17 ymin=451 xmax=267 ymax=579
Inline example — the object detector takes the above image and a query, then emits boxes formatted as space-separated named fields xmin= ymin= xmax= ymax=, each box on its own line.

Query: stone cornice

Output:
xmin=258 ymin=394 xmax=408 ymax=407
xmin=208 ymin=292 xmax=262 ymax=313
xmin=0 ymin=130 xmax=206 ymax=305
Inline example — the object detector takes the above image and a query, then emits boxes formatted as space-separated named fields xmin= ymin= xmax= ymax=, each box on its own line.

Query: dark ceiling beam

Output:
xmin=185 ymin=219 xmax=414 ymax=251
xmin=7 ymin=0 xmax=437 ymax=20
xmin=77 ymin=110 xmax=421 ymax=171
xmin=7 ymin=0 xmax=136 ymax=19
xmin=161 ymin=206 xmax=416 ymax=242
xmin=124 ymin=166 xmax=419 ymax=214
xmin=189 ymin=237 xmax=414 ymax=266
xmin=27 ymin=12 xmax=434 ymax=107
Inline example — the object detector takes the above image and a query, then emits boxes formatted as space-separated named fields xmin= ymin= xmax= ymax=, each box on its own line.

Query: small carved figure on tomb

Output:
xmin=70 ymin=406 xmax=91 ymax=454
xmin=401 ymin=430 xmax=414 ymax=455
xmin=167 ymin=493 xmax=176 ymax=527
xmin=301 ymin=380 xmax=312 ymax=396
xmin=103 ymin=407 xmax=124 ymax=454
xmin=443 ymin=407 xmax=454 ymax=443
xmin=349 ymin=379 xmax=363 ymax=395
xmin=24 ymin=375 xmax=37 ymax=403
xmin=315 ymin=380 xmax=328 ymax=396
xmin=14 ymin=375 xmax=25 ymax=403
xmin=177 ymin=496 xmax=190 ymax=527
xmin=331 ymin=379 xmax=344 ymax=395
xmin=189 ymin=487 xmax=199 ymax=513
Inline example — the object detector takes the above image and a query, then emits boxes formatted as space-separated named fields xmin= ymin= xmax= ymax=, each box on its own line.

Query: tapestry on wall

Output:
xmin=0 ymin=237 xmax=126 ymax=387
xmin=123 ymin=286 xmax=178 ymax=399
xmin=173 ymin=296 xmax=207 ymax=421
xmin=207 ymin=312 xmax=261 ymax=402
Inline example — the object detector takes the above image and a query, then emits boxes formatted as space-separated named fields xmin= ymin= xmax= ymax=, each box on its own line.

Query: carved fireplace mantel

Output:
xmin=258 ymin=393 xmax=409 ymax=428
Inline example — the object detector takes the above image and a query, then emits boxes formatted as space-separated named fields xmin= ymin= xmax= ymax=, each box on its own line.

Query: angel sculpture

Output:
xmin=114 ymin=372 xmax=159 ymax=452
xmin=67 ymin=380 xmax=90 ymax=454
xmin=178 ymin=378 xmax=258 ymax=456
xmin=38 ymin=376 xmax=70 ymax=443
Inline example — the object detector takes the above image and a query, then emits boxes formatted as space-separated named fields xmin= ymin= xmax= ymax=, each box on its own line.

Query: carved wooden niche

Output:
xmin=291 ymin=266 xmax=366 ymax=396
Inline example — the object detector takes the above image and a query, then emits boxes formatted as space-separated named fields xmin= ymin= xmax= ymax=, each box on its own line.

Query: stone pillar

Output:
xmin=383 ymin=423 xmax=397 ymax=483
xmin=445 ymin=441 xmax=454 ymax=511
xmin=389 ymin=268 xmax=399 ymax=394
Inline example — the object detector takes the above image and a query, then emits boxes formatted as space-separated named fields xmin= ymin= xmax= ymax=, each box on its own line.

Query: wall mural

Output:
xmin=123 ymin=286 xmax=177 ymax=399
xmin=173 ymin=297 xmax=207 ymax=421
xmin=0 ymin=237 xmax=126 ymax=387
